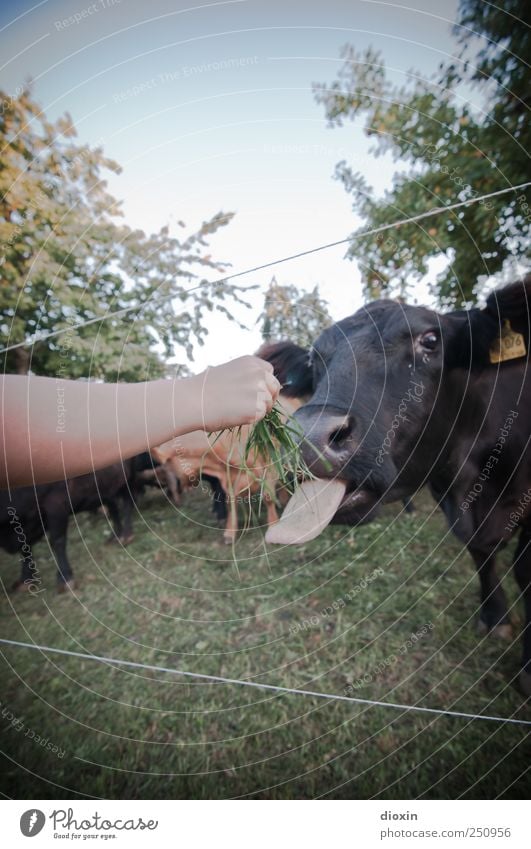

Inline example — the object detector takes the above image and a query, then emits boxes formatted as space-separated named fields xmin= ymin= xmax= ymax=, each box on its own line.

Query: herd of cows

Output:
xmin=1 ymin=275 xmax=530 ymax=695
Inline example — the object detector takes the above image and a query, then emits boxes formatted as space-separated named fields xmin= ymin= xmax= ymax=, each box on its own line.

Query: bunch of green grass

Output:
xmin=206 ymin=405 xmax=328 ymax=561
xmin=209 ymin=403 xmax=319 ymax=494
xmin=242 ymin=403 xmax=318 ymax=493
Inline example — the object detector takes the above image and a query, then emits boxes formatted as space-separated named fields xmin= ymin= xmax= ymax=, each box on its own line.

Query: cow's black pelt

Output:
xmin=276 ymin=274 xmax=531 ymax=693
xmin=0 ymin=460 xmax=137 ymax=591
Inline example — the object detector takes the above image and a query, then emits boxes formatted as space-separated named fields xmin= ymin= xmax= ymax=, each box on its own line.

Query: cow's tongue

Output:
xmin=265 ymin=479 xmax=347 ymax=545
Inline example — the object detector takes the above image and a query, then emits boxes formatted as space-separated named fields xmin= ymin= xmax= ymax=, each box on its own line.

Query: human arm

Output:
xmin=0 ymin=355 xmax=280 ymax=488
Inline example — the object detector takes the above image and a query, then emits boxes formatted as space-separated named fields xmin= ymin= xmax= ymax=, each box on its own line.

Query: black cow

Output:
xmin=0 ymin=460 xmax=136 ymax=592
xmin=276 ymin=275 xmax=531 ymax=695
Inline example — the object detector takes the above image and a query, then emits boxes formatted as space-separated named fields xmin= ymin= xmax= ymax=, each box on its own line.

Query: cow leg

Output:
xmin=163 ymin=463 xmax=181 ymax=506
xmin=48 ymin=515 xmax=75 ymax=592
xmin=469 ymin=547 xmax=512 ymax=639
xmin=264 ymin=492 xmax=279 ymax=528
xmin=105 ymin=492 xmax=134 ymax=546
xmin=12 ymin=549 xmax=40 ymax=593
xmin=224 ymin=498 xmax=238 ymax=544
xmin=204 ymin=475 xmax=228 ymax=522
xmin=213 ymin=486 xmax=228 ymax=522
xmin=512 ymin=527 xmax=531 ymax=696
xmin=118 ymin=488 xmax=135 ymax=545
xmin=403 ymin=497 xmax=415 ymax=515
xmin=104 ymin=497 xmax=123 ymax=543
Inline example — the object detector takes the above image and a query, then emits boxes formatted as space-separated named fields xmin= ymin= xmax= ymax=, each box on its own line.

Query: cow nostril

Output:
xmin=327 ymin=419 xmax=354 ymax=451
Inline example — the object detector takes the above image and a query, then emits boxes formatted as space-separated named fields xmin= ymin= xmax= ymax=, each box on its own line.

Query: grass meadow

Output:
xmin=0 ymin=486 xmax=529 ymax=799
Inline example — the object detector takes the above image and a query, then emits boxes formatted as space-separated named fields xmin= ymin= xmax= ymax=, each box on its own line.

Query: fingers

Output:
xmin=253 ymin=366 xmax=280 ymax=421
xmin=264 ymin=371 xmax=281 ymax=406
xmin=243 ymin=358 xmax=280 ymax=420
xmin=198 ymin=355 xmax=281 ymax=430
xmin=247 ymin=381 xmax=278 ymax=425
xmin=254 ymin=358 xmax=280 ymax=405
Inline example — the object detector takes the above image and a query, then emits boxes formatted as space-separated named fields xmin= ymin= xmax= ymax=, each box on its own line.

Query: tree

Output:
xmin=258 ymin=276 xmax=332 ymax=347
xmin=0 ymin=87 xmax=246 ymax=379
xmin=313 ymin=0 xmax=531 ymax=307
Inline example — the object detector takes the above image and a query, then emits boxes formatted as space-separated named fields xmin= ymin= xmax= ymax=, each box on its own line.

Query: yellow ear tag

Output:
xmin=489 ymin=319 xmax=527 ymax=364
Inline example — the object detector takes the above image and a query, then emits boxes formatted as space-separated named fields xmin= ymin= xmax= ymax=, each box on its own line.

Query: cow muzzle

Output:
xmin=294 ymin=404 xmax=357 ymax=477
xmin=266 ymin=405 xmax=381 ymax=546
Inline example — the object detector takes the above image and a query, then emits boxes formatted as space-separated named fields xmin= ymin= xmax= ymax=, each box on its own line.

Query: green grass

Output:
xmin=0 ymin=488 xmax=529 ymax=799
xmin=239 ymin=402 xmax=320 ymax=493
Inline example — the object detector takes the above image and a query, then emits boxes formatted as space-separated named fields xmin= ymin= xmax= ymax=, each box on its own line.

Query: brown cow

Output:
xmin=152 ymin=342 xmax=311 ymax=543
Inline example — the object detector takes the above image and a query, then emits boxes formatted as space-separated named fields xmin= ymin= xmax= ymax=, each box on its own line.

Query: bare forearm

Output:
xmin=0 ymin=357 xmax=279 ymax=488
xmin=0 ymin=375 xmax=203 ymax=488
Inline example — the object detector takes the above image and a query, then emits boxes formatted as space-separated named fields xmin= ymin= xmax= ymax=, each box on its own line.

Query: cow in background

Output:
xmin=133 ymin=453 xmax=227 ymax=522
xmin=133 ymin=451 xmax=181 ymax=505
xmin=153 ymin=342 xmax=312 ymax=543
xmin=0 ymin=459 xmax=137 ymax=592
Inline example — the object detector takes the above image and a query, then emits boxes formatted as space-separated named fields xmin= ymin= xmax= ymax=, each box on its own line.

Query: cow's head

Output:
xmin=271 ymin=277 xmax=530 ymax=538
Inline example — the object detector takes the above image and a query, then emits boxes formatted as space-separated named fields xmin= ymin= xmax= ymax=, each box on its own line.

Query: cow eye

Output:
xmin=419 ymin=330 xmax=438 ymax=351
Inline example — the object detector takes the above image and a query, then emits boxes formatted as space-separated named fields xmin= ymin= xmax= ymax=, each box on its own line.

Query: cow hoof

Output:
xmin=119 ymin=534 xmax=134 ymax=546
xmin=492 ymin=623 xmax=514 ymax=640
xmin=477 ymin=619 xmax=513 ymax=640
xmin=519 ymin=670 xmax=531 ymax=698
xmin=223 ymin=535 xmax=236 ymax=545
xmin=105 ymin=535 xmax=119 ymax=545
xmin=57 ymin=580 xmax=75 ymax=594
xmin=11 ymin=580 xmax=32 ymax=594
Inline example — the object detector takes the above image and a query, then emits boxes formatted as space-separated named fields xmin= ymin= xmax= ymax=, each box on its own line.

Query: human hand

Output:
xmin=193 ymin=356 xmax=281 ymax=431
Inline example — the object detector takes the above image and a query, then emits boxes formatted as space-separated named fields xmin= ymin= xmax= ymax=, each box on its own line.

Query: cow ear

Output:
xmin=256 ymin=341 xmax=313 ymax=398
xmin=445 ymin=274 xmax=531 ymax=369
xmin=484 ymin=274 xmax=531 ymax=328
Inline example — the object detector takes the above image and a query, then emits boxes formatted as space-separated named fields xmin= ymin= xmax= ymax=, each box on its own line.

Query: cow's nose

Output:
xmin=325 ymin=415 xmax=355 ymax=452
xmin=294 ymin=407 xmax=356 ymax=476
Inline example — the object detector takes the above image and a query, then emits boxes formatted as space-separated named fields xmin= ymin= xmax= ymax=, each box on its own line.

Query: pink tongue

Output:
xmin=265 ymin=479 xmax=347 ymax=545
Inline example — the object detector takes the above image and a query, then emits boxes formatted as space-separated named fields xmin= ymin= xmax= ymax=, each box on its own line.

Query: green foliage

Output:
xmin=258 ymin=276 xmax=332 ymax=347
xmin=314 ymin=0 xmax=531 ymax=306
xmin=0 ymin=88 xmax=244 ymax=378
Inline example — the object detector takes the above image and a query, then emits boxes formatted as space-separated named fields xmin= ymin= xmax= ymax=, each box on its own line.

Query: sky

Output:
xmin=0 ymin=0 xmax=462 ymax=370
